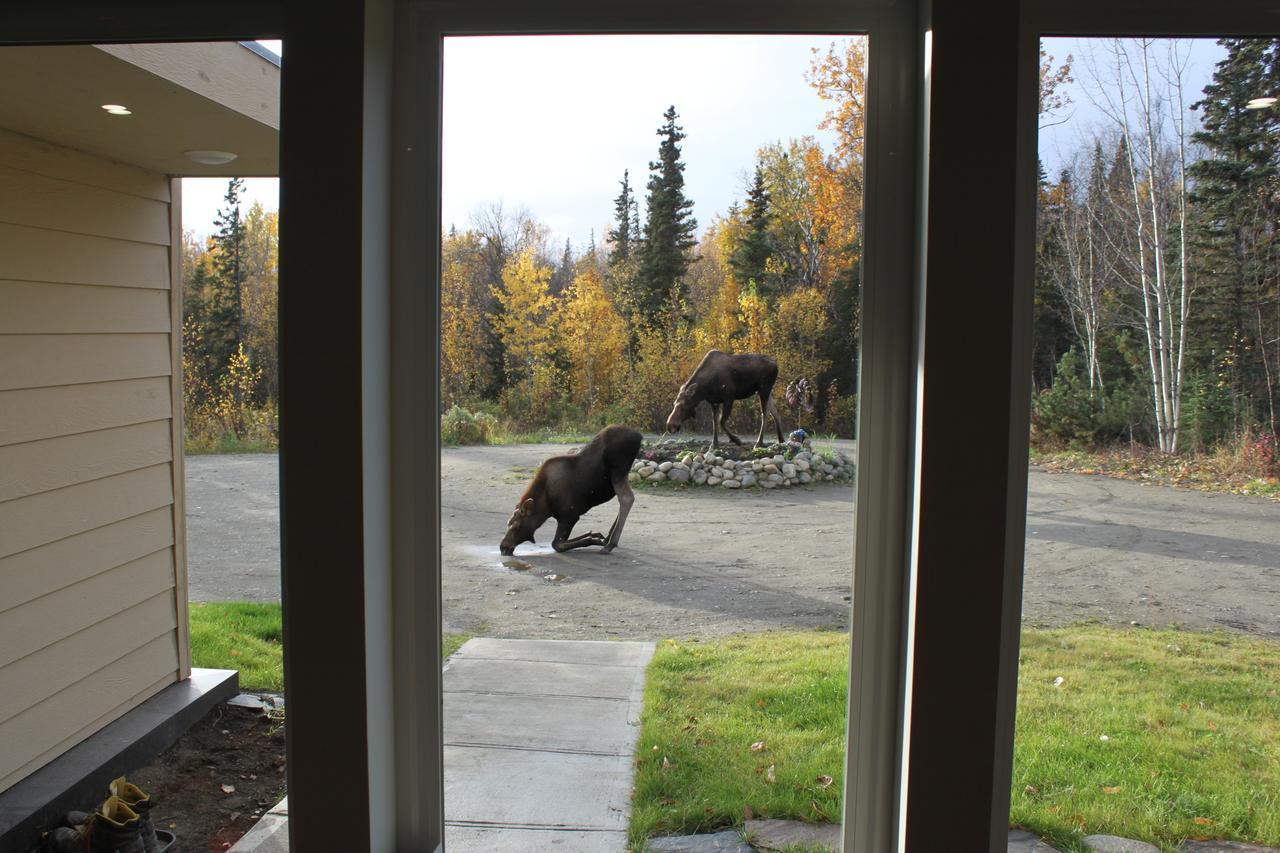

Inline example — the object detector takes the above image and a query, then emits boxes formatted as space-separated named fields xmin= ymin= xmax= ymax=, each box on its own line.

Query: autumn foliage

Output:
xmin=440 ymin=39 xmax=868 ymax=440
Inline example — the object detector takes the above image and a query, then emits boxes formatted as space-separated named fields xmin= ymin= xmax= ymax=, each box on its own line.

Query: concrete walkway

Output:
xmin=230 ymin=638 xmax=653 ymax=852
xmin=444 ymin=638 xmax=654 ymax=851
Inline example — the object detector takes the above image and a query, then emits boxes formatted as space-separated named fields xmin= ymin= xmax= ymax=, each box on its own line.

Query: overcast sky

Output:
xmin=182 ymin=37 xmax=1232 ymax=247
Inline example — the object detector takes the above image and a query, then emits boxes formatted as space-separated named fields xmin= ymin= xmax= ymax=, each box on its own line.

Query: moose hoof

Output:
xmin=600 ymin=543 xmax=616 ymax=554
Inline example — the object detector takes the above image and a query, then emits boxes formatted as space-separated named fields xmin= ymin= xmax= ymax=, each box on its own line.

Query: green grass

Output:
xmin=631 ymin=627 xmax=1280 ymax=852
xmin=189 ymin=602 xmax=469 ymax=692
xmin=1012 ymin=626 xmax=1280 ymax=851
xmin=630 ymin=632 xmax=849 ymax=848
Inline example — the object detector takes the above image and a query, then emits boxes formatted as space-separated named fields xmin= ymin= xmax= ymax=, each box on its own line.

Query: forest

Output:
xmin=181 ymin=37 xmax=1278 ymax=479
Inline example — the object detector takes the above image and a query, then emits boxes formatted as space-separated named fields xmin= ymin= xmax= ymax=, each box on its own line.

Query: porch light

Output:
xmin=184 ymin=150 xmax=239 ymax=165
xmin=1246 ymin=96 xmax=1277 ymax=110
xmin=101 ymin=104 xmax=132 ymax=115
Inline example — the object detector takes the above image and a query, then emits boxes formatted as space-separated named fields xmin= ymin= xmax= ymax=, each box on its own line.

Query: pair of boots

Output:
xmin=47 ymin=777 xmax=159 ymax=853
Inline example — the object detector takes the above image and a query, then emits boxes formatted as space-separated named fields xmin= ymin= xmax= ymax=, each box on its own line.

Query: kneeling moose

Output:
xmin=499 ymin=425 xmax=643 ymax=556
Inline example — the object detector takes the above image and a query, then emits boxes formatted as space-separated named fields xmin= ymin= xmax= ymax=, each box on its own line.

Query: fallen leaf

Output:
xmin=1024 ymin=785 xmax=1039 ymax=795
xmin=1053 ymin=676 xmax=1064 ymax=688
xmin=221 ymin=784 xmax=236 ymax=794
xmin=1193 ymin=817 xmax=1213 ymax=826
xmin=661 ymin=756 xmax=673 ymax=770
xmin=1099 ymin=735 xmax=1110 ymax=742
xmin=766 ymin=764 xmax=775 ymax=783
xmin=652 ymin=745 xmax=659 ymax=751
xmin=1208 ymin=721 xmax=1218 ymax=732
xmin=660 ymin=796 xmax=676 ymax=806
xmin=1102 ymin=786 xmax=1121 ymax=795
xmin=228 ymin=649 xmax=240 ymax=657
xmin=756 ymin=699 xmax=766 ymax=708
xmin=743 ymin=805 xmax=754 ymax=820
xmin=750 ymin=741 xmax=766 ymax=752
xmin=816 ymin=775 xmax=834 ymax=789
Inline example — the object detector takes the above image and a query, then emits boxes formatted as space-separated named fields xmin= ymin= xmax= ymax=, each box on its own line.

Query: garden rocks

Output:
xmin=745 ymin=819 xmax=841 ymax=851
xmin=633 ymin=439 xmax=854 ymax=491
xmin=646 ymin=830 xmax=753 ymax=852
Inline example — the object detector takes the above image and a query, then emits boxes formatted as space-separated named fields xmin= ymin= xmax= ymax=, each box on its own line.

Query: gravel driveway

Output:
xmin=184 ymin=444 xmax=1280 ymax=639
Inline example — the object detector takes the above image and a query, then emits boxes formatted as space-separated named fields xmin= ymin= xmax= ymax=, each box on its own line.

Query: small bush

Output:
xmin=1032 ymin=350 xmax=1144 ymax=449
xmin=441 ymin=405 xmax=499 ymax=445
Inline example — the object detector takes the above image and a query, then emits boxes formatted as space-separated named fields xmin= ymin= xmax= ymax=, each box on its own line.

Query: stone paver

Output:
xmin=647 ymin=830 xmax=754 ymax=852
xmin=1179 ymin=844 xmax=1280 ymax=852
xmin=745 ymin=818 xmax=841 ymax=851
xmin=228 ymin=797 xmax=288 ymax=853
xmin=1009 ymin=828 xmax=1062 ymax=851
xmin=1083 ymin=835 xmax=1160 ymax=853
xmin=443 ymin=638 xmax=654 ymax=852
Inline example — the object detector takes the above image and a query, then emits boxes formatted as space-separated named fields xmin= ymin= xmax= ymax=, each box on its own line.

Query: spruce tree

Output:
xmin=1189 ymin=38 xmax=1280 ymax=427
xmin=728 ymin=164 xmax=773 ymax=295
xmin=207 ymin=177 xmax=247 ymax=374
xmin=636 ymin=106 xmax=698 ymax=329
xmin=608 ymin=170 xmax=637 ymax=265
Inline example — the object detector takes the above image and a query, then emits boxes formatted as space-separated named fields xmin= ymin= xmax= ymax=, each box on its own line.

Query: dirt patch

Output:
xmin=127 ymin=702 xmax=286 ymax=851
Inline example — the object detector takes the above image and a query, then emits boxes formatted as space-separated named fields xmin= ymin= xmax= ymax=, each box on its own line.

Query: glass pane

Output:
xmin=1012 ymin=35 xmax=1280 ymax=852
xmin=440 ymin=33 xmax=866 ymax=851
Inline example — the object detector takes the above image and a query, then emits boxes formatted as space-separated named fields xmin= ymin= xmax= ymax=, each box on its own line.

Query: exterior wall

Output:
xmin=0 ymin=129 xmax=188 ymax=794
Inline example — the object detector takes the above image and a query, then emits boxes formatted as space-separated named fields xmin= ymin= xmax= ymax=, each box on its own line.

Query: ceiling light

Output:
xmin=1246 ymin=96 xmax=1277 ymax=110
xmin=184 ymin=150 xmax=239 ymax=166
xmin=101 ymin=104 xmax=132 ymax=115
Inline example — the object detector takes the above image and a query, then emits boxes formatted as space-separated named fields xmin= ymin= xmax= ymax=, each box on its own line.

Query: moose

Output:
xmin=665 ymin=350 xmax=785 ymax=448
xmin=499 ymin=425 xmax=643 ymax=556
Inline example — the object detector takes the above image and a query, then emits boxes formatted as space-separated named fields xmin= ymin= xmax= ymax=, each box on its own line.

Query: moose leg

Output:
xmin=551 ymin=518 xmax=606 ymax=552
xmin=755 ymin=392 xmax=769 ymax=447
xmin=767 ymin=395 xmax=785 ymax=443
xmin=600 ymin=477 xmax=635 ymax=554
xmin=710 ymin=403 xmax=721 ymax=448
xmin=719 ymin=399 xmax=744 ymax=446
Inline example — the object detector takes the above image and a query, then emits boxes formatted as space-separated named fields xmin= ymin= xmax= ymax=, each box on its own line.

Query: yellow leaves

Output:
xmin=557 ymin=267 xmax=628 ymax=413
xmin=491 ymin=248 xmax=556 ymax=372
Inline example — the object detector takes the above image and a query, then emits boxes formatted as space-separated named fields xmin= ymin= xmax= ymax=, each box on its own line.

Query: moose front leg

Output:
xmin=756 ymin=392 xmax=784 ymax=447
xmin=551 ymin=518 xmax=606 ymax=552
xmin=719 ymin=399 xmax=744 ymax=446
xmin=600 ymin=477 xmax=635 ymax=554
xmin=710 ymin=403 xmax=721 ymax=448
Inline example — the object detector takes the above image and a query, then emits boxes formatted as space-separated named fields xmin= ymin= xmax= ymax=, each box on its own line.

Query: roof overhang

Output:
xmin=0 ymin=41 xmax=278 ymax=176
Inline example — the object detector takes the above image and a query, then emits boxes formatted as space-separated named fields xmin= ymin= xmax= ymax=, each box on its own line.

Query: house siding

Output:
xmin=0 ymin=129 xmax=187 ymax=794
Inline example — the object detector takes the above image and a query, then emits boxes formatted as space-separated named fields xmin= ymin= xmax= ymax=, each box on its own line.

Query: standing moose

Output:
xmin=499 ymin=425 xmax=642 ymax=556
xmin=665 ymin=350 xmax=785 ymax=448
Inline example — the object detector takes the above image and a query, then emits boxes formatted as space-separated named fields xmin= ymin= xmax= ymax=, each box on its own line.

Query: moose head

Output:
xmin=499 ymin=497 xmax=538 ymax=556
xmin=664 ymin=381 xmax=698 ymax=434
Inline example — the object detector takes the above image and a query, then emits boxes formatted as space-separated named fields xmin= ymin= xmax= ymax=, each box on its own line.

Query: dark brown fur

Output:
xmin=665 ymin=350 xmax=785 ymax=447
xmin=499 ymin=425 xmax=643 ymax=556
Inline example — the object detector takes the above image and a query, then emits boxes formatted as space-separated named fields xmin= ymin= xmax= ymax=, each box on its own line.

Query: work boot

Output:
xmin=108 ymin=778 xmax=157 ymax=853
xmin=47 ymin=796 xmax=144 ymax=853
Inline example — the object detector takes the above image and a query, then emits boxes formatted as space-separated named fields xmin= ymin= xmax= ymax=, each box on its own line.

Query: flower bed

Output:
xmin=629 ymin=437 xmax=854 ymax=489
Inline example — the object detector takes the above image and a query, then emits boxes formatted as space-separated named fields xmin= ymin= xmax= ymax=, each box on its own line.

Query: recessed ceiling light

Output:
xmin=101 ymin=104 xmax=132 ymax=115
xmin=1246 ymin=96 xmax=1277 ymax=110
xmin=184 ymin=150 xmax=239 ymax=166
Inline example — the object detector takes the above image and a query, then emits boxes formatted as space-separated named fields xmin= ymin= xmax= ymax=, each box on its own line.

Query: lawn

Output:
xmin=189 ymin=602 xmax=468 ymax=692
xmin=631 ymin=627 xmax=1280 ymax=852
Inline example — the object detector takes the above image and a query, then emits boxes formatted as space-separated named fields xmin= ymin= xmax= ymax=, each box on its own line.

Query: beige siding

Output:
xmin=0 ymin=133 xmax=185 ymax=794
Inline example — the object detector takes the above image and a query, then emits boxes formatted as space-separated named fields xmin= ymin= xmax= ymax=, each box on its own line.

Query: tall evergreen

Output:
xmin=636 ymin=106 xmax=698 ymax=328
xmin=729 ymin=164 xmax=773 ymax=294
xmin=207 ymin=177 xmax=247 ymax=372
xmin=1189 ymin=38 xmax=1280 ymax=427
xmin=551 ymin=237 xmax=574 ymax=296
xmin=608 ymin=170 xmax=638 ymax=264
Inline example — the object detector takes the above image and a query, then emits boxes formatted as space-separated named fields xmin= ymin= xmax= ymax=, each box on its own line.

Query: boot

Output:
xmin=108 ymin=778 xmax=157 ymax=853
xmin=48 ymin=796 xmax=144 ymax=853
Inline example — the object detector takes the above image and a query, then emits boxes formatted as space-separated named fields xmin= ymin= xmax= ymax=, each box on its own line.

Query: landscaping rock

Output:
xmin=1179 ymin=844 xmax=1280 ymax=852
xmin=764 ymin=463 xmax=779 ymax=475
xmin=668 ymin=467 xmax=690 ymax=483
xmin=649 ymin=471 xmax=667 ymax=482
xmin=708 ymin=476 xmax=722 ymax=486
xmin=1082 ymin=836 xmax=1159 ymax=853
xmin=659 ymin=461 xmax=674 ymax=473
xmin=723 ymin=479 xmax=741 ymax=489
xmin=693 ymin=470 xmax=709 ymax=485
xmin=740 ymin=472 xmax=757 ymax=487
xmin=1008 ymin=829 xmax=1062 ymax=852
xmin=745 ymin=819 xmax=841 ymax=851
xmin=794 ymin=458 xmax=810 ymax=471
xmin=798 ymin=472 xmax=811 ymax=484
xmin=646 ymin=830 xmax=753 ymax=852
xmin=781 ymin=463 xmax=797 ymax=478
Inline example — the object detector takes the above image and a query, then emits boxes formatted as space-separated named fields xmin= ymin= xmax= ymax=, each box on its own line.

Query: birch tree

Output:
xmin=1083 ymin=39 xmax=1196 ymax=452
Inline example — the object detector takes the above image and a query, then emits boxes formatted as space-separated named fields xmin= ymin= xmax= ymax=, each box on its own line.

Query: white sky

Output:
xmin=181 ymin=37 xmax=1232 ymax=248
xmin=1038 ymin=37 xmax=1226 ymax=177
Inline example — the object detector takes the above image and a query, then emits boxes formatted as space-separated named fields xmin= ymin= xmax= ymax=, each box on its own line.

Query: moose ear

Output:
xmin=684 ymin=381 xmax=698 ymax=396
xmin=522 ymin=497 xmax=535 ymax=512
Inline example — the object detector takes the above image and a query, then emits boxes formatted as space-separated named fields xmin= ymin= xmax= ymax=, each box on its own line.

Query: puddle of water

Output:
xmin=460 ymin=542 xmax=557 ymax=572
xmin=542 ymin=573 xmax=570 ymax=583
xmin=502 ymin=558 xmax=533 ymax=571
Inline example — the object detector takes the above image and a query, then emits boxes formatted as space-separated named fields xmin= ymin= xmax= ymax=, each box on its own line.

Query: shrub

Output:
xmin=1032 ymin=349 xmax=1140 ymax=448
xmin=441 ymin=405 xmax=498 ymax=445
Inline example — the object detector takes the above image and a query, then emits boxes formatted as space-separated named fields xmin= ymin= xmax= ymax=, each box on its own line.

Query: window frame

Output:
xmin=389 ymin=1 xmax=923 ymax=849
